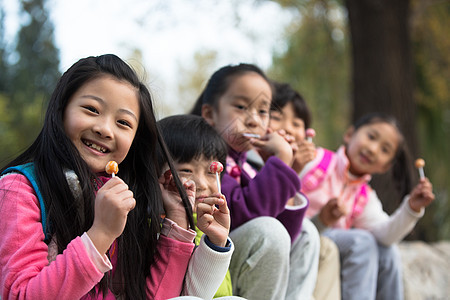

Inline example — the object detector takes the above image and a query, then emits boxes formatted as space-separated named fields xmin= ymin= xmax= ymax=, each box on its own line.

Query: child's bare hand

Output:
xmin=159 ymin=170 xmax=195 ymax=229
xmin=88 ymin=177 xmax=135 ymax=254
xmin=319 ymin=198 xmax=346 ymax=227
xmin=408 ymin=178 xmax=435 ymax=212
xmin=292 ymin=140 xmax=316 ymax=173
xmin=251 ymin=129 xmax=293 ymax=166
xmin=196 ymin=194 xmax=230 ymax=247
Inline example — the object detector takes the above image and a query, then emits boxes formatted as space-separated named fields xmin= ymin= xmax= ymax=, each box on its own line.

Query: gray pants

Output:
xmin=323 ymin=228 xmax=403 ymax=300
xmin=229 ymin=217 xmax=320 ymax=300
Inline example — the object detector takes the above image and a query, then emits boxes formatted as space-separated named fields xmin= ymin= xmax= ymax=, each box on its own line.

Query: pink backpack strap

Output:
xmin=301 ymin=148 xmax=334 ymax=192
xmin=346 ymin=184 xmax=371 ymax=228
xmin=352 ymin=184 xmax=370 ymax=217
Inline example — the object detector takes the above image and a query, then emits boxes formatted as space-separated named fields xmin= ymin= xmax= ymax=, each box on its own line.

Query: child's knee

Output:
xmin=248 ymin=217 xmax=291 ymax=256
xmin=378 ymin=244 xmax=402 ymax=270
xmin=349 ymin=229 xmax=378 ymax=254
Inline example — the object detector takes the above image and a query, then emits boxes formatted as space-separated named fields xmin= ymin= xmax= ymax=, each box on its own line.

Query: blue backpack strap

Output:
xmin=2 ymin=163 xmax=49 ymax=240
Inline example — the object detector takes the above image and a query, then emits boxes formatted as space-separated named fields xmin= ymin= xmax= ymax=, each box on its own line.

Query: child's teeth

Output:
xmin=86 ymin=141 xmax=107 ymax=153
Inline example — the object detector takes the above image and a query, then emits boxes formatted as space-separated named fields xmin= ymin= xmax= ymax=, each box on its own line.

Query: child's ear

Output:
xmin=343 ymin=126 xmax=355 ymax=144
xmin=201 ymin=104 xmax=215 ymax=126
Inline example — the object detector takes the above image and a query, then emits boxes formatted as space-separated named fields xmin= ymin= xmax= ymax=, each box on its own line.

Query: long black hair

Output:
xmin=157 ymin=114 xmax=228 ymax=174
xmin=1 ymin=54 xmax=194 ymax=299
xmin=352 ymin=112 xmax=414 ymax=198
xmin=190 ymin=63 xmax=272 ymax=116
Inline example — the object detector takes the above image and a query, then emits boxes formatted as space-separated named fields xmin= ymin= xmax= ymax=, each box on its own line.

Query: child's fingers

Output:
xmin=182 ymin=179 xmax=196 ymax=201
xmin=277 ymin=129 xmax=287 ymax=137
xmin=122 ymin=194 xmax=136 ymax=212
xmin=197 ymin=195 xmax=225 ymax=206
xmin=196 ymin=202 xmax=216 ymax=217
xmin=197 ymin=213 xmax=215 ymax=228
xmin=290 ymin=142 xmax=299 ymax=154
xmin=212 ymin=194 xmax=229 ymax=214
xmin=249 ymin=138 xmax=268 ymax=148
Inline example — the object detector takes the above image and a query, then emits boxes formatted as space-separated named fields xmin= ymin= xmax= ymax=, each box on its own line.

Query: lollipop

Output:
xmin=105 ymin=161 xmax=119 ymax=177
xmin=209 ymin=161 xmax=224 ymax=194
xmin=415 ymin=158 xmax=425 ymax=180
xmin=306 ymin=128 xmax=316 ymax=142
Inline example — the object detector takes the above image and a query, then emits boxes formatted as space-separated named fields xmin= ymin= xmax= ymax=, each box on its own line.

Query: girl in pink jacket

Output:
xmin=299 ymin=113 xmax=435 ymax=300
xmin=0 ymin=54 xmax=231 ymax=300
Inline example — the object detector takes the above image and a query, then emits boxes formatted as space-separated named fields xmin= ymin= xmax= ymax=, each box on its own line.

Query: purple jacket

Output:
xmin=221 ymin=150 xmax=307 ymax=242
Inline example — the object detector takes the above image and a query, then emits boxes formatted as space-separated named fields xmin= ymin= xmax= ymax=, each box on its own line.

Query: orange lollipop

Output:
xmin=209 ymin=161 xmax=224 ymax=194
xmin=105 ymin=161 xmax=119 ymax=177
xmin=415 ymin=158 xmax=425 ymax=179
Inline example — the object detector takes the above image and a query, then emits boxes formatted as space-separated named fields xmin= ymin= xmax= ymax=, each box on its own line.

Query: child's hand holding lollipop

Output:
xmin=409 ymin=158 xmax=435 ymax=212
xmin=292 ymin=128 xmax=317 ymax=173
xmin=88 ymin=161 xmax=135 ymax=254
xmin=195 ymin=161 xmax=230 ymax=247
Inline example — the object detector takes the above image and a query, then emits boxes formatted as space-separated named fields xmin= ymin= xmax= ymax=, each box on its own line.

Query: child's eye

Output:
xmin=270 ymin=112 xmax=282 ymax=121
xmin=118 ymin=120 xmax=132 ymax=128
xmin=83 ymin=106 xmax=98 ymax=114
xmin=259 ymin=109 xmax=269 ymax=115
xmin=235 ymin=104 xmax=246 ymax=110
xmin=381 ymin=146 xmax=392 ymax=155
xmin=271 ymin=115 xmax=281 ymax=121
xmin=179 ymin=169 xmax=193 ymax=174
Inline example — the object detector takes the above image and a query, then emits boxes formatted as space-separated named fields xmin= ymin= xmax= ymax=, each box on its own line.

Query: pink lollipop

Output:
xmin=209 ymin=161 xmax=224 ymax=194
xmin=306 ymin=128 xmax=316 ymax=142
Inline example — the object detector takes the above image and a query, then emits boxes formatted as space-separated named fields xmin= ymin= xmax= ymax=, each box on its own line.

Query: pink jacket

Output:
xmin=300 ymin=146 xmax=425 ymax=246
xmin=0 ymin=173 xmax=195 ymax=299
xmin=300 ymin=146 xmax=371 ymax=229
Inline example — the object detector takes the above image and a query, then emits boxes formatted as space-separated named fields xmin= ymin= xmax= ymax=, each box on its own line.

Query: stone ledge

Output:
xmin=399 ymin=240 xmax=450 ymax=300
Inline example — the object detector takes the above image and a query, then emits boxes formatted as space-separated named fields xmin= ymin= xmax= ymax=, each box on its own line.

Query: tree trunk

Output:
xmin=345 ymin=0 xmax=418 ymax=228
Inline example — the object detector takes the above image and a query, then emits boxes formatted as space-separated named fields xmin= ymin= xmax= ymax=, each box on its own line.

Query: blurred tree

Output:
xmin=10 ymin=0 xmax=60 ymax=97
xmin=0 ymin=5 xmax=8 ymax=92
xmin=0 ymin=0 xmax=60 ymax=167
xmin=345 ymin=0 xmax=419 ymax=221
xmin=177 ymin=49 xmax=219 ymax=114
xmin=269 ymin=0 xmax=350 ymax=150
xmin=409 ymin=0 xmax=450 ymax=241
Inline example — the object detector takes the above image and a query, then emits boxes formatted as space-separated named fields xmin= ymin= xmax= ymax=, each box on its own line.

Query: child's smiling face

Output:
xmin=174 ymin=156 xmax=220 ymax=201
xmin=344 ymin=121 xmax=400 ymax=176
xmin=202 ymin=72 xmax=272 ymax=153
xmin=270 ymin=101 xmax=306 ymax=147
xmin=63 ymin=75 xmax=140 ymax=173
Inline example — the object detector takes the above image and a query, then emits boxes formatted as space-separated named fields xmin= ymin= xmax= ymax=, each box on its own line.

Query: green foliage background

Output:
xmin=0 ymin=0 xmax=60 ymax=165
